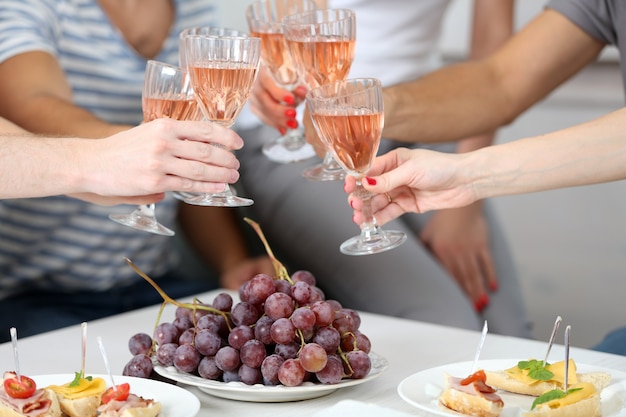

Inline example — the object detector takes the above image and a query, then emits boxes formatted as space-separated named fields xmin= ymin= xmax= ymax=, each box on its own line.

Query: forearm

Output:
xmin=468 ymin=108 xmax=626 ymax=199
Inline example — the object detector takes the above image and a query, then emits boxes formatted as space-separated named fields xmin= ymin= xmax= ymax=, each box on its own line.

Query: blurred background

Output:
xmin=219 ymin=0 xmax=626 ymax=349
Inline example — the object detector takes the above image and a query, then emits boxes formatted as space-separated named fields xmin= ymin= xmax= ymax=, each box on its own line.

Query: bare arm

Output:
xmin=382 ymin=10 xmax=605 ymax=143
xmin=0 ymin=52 xmax=130 ymax=137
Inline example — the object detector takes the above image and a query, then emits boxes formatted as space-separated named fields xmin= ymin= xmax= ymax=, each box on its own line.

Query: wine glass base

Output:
xmin=302 ymin=163 xmax=346 ymax=181
xmin=109 ymin=213 xmax=175 ymax=236
xmin=340 ymin=230 xmax=407 ymax=256
xmin=263 ymin=140 xmax=316 ymax=164
xmin=183 ymin=193 xmax=253 ymax=207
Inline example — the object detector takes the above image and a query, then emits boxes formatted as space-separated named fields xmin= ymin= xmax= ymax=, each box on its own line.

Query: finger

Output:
xmin=173 ymin=139 xmax=240 ymax=169
xmin=166 ymin=160 xmax=240 ymax=185
xmin=479 ymin=247 xmax=499 ymax=292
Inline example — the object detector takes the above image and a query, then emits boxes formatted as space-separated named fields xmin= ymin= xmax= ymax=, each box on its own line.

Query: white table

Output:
xmin=2 ymin=289 xmax=625 ymax=416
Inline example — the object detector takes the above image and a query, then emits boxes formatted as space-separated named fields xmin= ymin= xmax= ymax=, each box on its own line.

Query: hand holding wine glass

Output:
xmin=109 ymin=60 xmax=198 ymax=236
xmin=246 ymin=0 xmax=317 ymax=164
xmin=282 ymin=8 xmax=356 ymax=181
xmin=306 ymin=78 xmax=407 ymax=255
xmin=182 ymin=34 xmax=261 ymax=207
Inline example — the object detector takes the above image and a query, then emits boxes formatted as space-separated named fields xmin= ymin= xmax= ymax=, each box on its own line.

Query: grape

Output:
xmin=123 ymin=354 xmax=153 ymax=378
xmin=326 ymin=299 xmax=343 ymax=312
xmin=254 ymin=315 xmax=274 ymax=345
xmin=313 ymin=326 xmax=341 ymax=354
xmin=345 ymin=350 xmax=371 ymax=379
xmin=240 ymin=339 xmax=266 ymax=368
xmin=198 ymin=356 xmax=222 ymax=380
xmin=274 ymin=279 xmax=292 ymax=295
xmin=215 ymin=346 xmax=240 ymax=372
xmin=299 ymin=343 xmax=327 ymax=373
xmin=341 ymin=331 xmax=371 ymax=353
xmin=310 ymin=301 xmax=335 ymax=326
xmin=290 ymin=307 xmax=316 ymax=331
xmin=333 ymin=309 xmax=357 ymax=335
xmin=261 ymin=354 xmax=284 ymax=385
xmin=222 ymin=369 xmax=241 ymax=383
xmin=309 ymin=286 xmax=325 ymax=303
xmin=244 ymin=273 xmax=275 ymax=305
xmin=274 ymin=342 xmax=299 ymax=360
xmin=178 ymin=328 xmax=196 ymax=346
xmin=173 ymin=316 xmax=193 ymax=334
xmin=277 ymin=358 xmax=305 ymax=387
xmin=128 ymin=332 xmax=152 ymax=356
xmin=156 ymin=342 xmax=178 ymax=367
xmin=175 ymin=306 xmax=192 ymax=320
xmin=173 ymin=344 xmax=201 ymax=373
xmin=228 ymin=325 xmax=254 ymax=350
xmin=315 ymin=354 xmax=344 ymax=384
xmin=264 ymin=292 xmax=294 ymax=320
xmin=195 ymin=329 xmax=222 ymax=356
xmin=291 ymin=270 xmax=316 ymax=286
xmin=270 ymin=317 xmax=295 ymax=344
xmin=196 ymin=313 xmax=221 ymax=333
xmin=344 ymin=309 xmax=361 ymax=330
xmin=231 ymin=301 xmax=259 ymax=327
xmin=290 ymin=281 xmax=312 ymax=304
xmin=212 ymin=292 xmax=233 ymax=312
xmin=238 ymin=364 xmax=263 ymax=385
xmin=153 ymin=322 xmax=179 ymax=345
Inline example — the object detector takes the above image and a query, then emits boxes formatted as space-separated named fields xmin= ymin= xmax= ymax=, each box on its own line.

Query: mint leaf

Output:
xmin=531 ymin=387 xmax=583 ymax=410
xmin=517 ymin=359 xmax=554 ymax=381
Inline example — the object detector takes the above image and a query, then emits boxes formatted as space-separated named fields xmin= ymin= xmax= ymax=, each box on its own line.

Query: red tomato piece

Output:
xmin=101 ymin=383 xmax=130 ymax=404
xmin=4 ymin=375 xmax=37 ymax=399
xmin=460 ymin=369 xmax=487 ymax=386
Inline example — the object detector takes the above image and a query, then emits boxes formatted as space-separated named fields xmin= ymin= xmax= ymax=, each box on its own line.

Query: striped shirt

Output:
xmin=0 ymin=0 xmax=219 ymax=299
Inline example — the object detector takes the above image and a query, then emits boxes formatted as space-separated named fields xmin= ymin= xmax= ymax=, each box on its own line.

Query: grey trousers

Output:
xmin=236 ymin=124 xmax=532 ymax=338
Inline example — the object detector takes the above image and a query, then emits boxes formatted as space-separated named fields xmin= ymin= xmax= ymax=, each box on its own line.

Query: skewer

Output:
xmin=564 ymin=325 xmax=571 ymax=393
xmin=81 ymin=322 xmax=87 ymax=377
xmin=543 ymin=316 xmax=562 ymax=366
xmin=9 ymin=327 xmax=21 ymax=381
xmin=97 ymin=336 xmax=117 ymax=390
xmin=470 ymin=320 xmax=488 ymax=374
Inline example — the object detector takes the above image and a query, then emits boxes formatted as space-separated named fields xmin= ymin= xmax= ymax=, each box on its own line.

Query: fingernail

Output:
xmin=283 ymin=95 xmax=295 ymax=105
xmin=474 ymin=294 xmax=489 ymax=312
xmin=349 ymin=200 xmax=355 ymax=209
xmin=489 ymin=281 xmax=499 ymax=292
xmin=284 ymin=108 xmax=297 ymax=118
xmin=286 ymin=119 xmax=298 ymax=129
xmin=365 ymin=177 xmax=377 ymax=185
xmin=278 ymin=127 xmax=287 ymax=135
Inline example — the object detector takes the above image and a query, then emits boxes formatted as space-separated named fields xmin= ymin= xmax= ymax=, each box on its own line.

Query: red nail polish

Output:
xmin=284 ymin=108 xmax=297 ymax=118
xmin=489 ymin=281 xmax=499 ymax=291
xmin=365 ymin=177 xmax=377 ymax=185
xmin=350 ymin=200 xmax=355 ymax=209
xmin=283 ymin=95 xmax=295 ymax=105
xmin=474 ymin=300 xmax=483 ymax=312
xmin=278 ymin=127 xmax=287 ymax=135
xmin=286 ymin=119 xmax=298 ymax=129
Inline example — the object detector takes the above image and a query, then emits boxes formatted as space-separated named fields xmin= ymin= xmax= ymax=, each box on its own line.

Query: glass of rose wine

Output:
xmin=245 ymin=0 xmax=318 ymax=164
xmin=109 ymin=60 xmax=199 ymax=236
xmin=306 ymin=78 xmax=407 ymax=255
xmin=182 ymin=34 xmax=261 ymax=207
xmin=282 ymin=8 xmax=356 ymax=181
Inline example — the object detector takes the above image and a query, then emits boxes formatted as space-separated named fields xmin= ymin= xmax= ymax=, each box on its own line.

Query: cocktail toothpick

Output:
xmin=81 ymin=322 xmax=87 ymax=377
xmin=470 ymin=320 xmax=488 ymax=374
xmin=564 ymin=325 xmax=571 ymax=393
xmin=9 ymin=327 xmax=21 ymax=381
xmin=543 ymin=316 xmax=562 ymax=366
xmin=97 ymin=336 xmax=117 ymax=389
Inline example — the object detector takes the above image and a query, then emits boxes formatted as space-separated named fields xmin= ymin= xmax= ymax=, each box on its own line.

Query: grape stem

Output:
xmin=244 ymin=218 xmax=292 ymax=283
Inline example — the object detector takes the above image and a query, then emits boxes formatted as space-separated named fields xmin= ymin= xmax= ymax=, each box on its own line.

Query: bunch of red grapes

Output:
xmin=123 ymin=270 xmax=372 ymax=387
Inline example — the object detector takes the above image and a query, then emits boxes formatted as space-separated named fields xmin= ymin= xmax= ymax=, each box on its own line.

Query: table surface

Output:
xmin=2 ymin=289 xmax=625 ymax=416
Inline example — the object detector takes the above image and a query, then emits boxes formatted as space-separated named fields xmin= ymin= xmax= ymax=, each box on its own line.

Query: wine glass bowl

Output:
xmin=182 ymin=34 xmax=261 ymax=207
xmin=246 ymin=0 xmax=318 ymax=163
xmin=282 ymin=8 xmax=356 ymax=181
xmin=109 ymin=60 xmax=198 ymax=236
xmin=306 ymin=78 xmax=407 ymax=255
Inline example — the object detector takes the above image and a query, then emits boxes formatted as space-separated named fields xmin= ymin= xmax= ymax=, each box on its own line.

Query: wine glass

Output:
xmin=109 ymin=60 xmax=199 ymax=236
xmin=282 ymin=8 xmax=356 ymax=181
xmin=306 ymin=78 xmax=407 ymax=255
xmin=171 ymin=26 xmax=250 ymax=202
xmin=245 ymin=0 xmax=317 ymax=164
xmin=182 ymin=34 xmax=261 ymax=207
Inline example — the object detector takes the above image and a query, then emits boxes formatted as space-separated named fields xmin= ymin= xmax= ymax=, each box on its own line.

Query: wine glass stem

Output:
xmin=355 ymin=179 xmax=382 ymax=239
xmin=322 ymin=152 xmax=342 ymax=171
xmin=138 ymin=203 xmax=157 ymax=218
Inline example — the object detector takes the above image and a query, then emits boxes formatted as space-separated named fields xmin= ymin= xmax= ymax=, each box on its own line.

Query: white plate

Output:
xmin=33 ymin=374 xmax=200 ymax=417
xmin=397 ymin=359 xmax=626 ymax=417
xmin=154 ymin=351 xmax=388 ymax=402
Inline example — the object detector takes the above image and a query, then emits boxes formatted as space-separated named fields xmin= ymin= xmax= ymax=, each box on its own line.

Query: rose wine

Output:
xmin=250 ymin=31 xmax=300 ymax=89
xmin=285 ymin=38 xmax=355 ymax=88
xmin=311 ymin=109 xmax=383 ymax=175
xmin=189 ymin=63 xmax=258 ymax=126
xmin=142 ymin=95 xmax=200 ymax=122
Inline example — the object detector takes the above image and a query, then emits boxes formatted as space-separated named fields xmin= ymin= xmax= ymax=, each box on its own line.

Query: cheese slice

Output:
xmin=504 ymin=359 xmax=578 ymax=386
xmin=47 ymin=377 xmax=106 ymax=399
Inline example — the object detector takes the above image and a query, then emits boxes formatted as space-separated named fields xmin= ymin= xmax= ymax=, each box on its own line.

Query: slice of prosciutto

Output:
xmin=96 ymin=393 xmax=157 ymax=416
xmin=447 ymin=375 xmax=504 ymax=405
xmin=0 ymin=388 xmax=53 ymax=417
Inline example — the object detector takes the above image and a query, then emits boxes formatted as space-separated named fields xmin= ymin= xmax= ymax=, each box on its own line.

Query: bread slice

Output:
xmin=0 ymin=389 xmax=62 ymax=417
xmin=485 ymin=369 xmax=611 ymax=396
xmin=57 ymin=394 xmax=101 ymax=417
xmin=522 ymin=393 xmax=601 ymax=417
xmin=439 ymin=386 xmax=503 ymax=417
